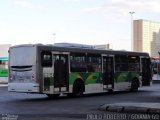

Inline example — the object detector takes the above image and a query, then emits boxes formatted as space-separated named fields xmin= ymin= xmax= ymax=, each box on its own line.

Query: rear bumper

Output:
xmin=8 ymin=83 xmax=39 ymax=93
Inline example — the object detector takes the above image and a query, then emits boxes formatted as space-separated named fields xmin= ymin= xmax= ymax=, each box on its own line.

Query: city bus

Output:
xmin=0 ymin=57 xmax=8 ymax=83
xmin=8 ymin=44 xmax=152 ymax=98
xmin=152 ymin=58 xmax=160 ymax=81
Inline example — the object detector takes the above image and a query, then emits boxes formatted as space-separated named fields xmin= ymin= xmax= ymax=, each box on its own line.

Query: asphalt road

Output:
xmin=0 ymin=83 xmax=160 ymax=120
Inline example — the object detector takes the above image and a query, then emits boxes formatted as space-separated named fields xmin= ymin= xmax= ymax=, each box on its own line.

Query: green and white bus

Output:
xmin=8 ymin=44 xmax=152 ymax=98
xmin=0 ymin=57 xmax=8 ymax=83
xmin=152 ymin=58 xmax=160 ymax=81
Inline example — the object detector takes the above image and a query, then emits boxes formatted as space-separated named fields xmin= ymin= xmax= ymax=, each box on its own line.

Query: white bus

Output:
xmin=8 ymin=44 xmax=152 ymax=98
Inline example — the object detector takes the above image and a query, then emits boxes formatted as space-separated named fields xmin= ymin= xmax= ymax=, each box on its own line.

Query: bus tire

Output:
xmin=108 ymin=89 xmax=113 ymax=93
xmin=130 ymin=78 xmax=139 ymax=92
xmin=47 ymin=94 xmax=60 ymax=99
xmin=72 ymin=80 xmax=84 ymax=97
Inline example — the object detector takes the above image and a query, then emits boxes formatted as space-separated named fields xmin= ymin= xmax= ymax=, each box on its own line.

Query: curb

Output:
xmin=123 ymin=106 xmax=148 ymax=113
xmin=107 ymin=106 xmax=124 ymax=113
xmin=149 ymin=108 xmax=160 ymax=114
xmin=99 ymin=104 xmax=160 ymax=114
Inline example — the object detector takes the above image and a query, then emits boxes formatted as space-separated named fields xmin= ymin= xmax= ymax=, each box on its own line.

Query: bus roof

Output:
xmin=10 ymin=44 xmax=150 ymax=57
xmin=39 ymin=44 xmax=149 ymax=57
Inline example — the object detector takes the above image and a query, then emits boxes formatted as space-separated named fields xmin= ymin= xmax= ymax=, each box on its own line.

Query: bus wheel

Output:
xmin=130 ymin=78 xmax=139 ymax=92
xmin=73 ymin=80 xmax=84 ymax=97
xmin=47 ymin=94 xmax=60 ymax=99
xmin=108 ymin=89 xmax=113 ymax=93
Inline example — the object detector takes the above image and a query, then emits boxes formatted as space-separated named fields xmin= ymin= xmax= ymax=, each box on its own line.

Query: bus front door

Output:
xmin=141 ymin=58 xmax=151 ymax=86
xmin=102 ymin=56 xmax=114 ymax=91
xmin=53 ymin=54 xmax=69 ymax=92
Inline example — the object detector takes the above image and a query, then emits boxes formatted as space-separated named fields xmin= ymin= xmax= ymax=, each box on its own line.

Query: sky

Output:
xmin=0 ymin=0 xmax=160 ymax=50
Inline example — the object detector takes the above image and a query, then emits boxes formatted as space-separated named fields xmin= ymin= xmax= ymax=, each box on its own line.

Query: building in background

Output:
xmin=0 ymin=44 xmax=11 ymax=83
xmin=133 ymin=19 xmax=160 ymax=58
xmin=94 ymin=43 xmax=113 ymax=50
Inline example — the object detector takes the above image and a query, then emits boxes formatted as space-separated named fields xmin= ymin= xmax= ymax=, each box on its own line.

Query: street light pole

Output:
xmin=129 ymin=12 xmax=135 ymax=51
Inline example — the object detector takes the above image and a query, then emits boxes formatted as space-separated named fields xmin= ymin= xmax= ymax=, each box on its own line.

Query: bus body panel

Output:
xmin=114 ymin=71 xmax=141 ymax=90
xmin=69 ymin=72 xmax=103 ymax=85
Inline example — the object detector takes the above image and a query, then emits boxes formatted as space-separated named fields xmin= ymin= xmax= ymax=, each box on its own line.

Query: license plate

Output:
xmin=17 ymin=72 xmax=24 ymax=76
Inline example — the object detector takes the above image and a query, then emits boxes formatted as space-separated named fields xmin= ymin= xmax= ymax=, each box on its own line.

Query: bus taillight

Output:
xmin=9 ymin=75 xmax=12 ymax=81
xmin=9 ymin=74 xmax=15 ymax=81
xmin=32 ymin=73 xmax=35 ymax=81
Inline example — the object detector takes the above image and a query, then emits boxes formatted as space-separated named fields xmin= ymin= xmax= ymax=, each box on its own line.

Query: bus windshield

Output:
xmin=10 ymin=46 xmax=36 ymax=66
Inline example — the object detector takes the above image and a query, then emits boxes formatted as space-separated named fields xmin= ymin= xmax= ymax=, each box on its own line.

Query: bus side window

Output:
xmin=128 ymin=56 xmax=140 ymax=71
xmin=70 ymin=53 xmax=87 ymax=72
xmin=115 ymin=55 xmax=128 ymax=71
xmin=41 ymin=51 xmax=52 ymax=67
xmin=87 ymin=54 xmax=102 ymax=72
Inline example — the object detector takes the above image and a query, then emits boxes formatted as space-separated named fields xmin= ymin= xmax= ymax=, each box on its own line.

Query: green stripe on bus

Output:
xmin=69 ymin=72 xmax=102 ymax=85
xmin=115 ymin=72 xmax=140 ymax=83
xmin=0 ymin=69 xmax=8 ymax=77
